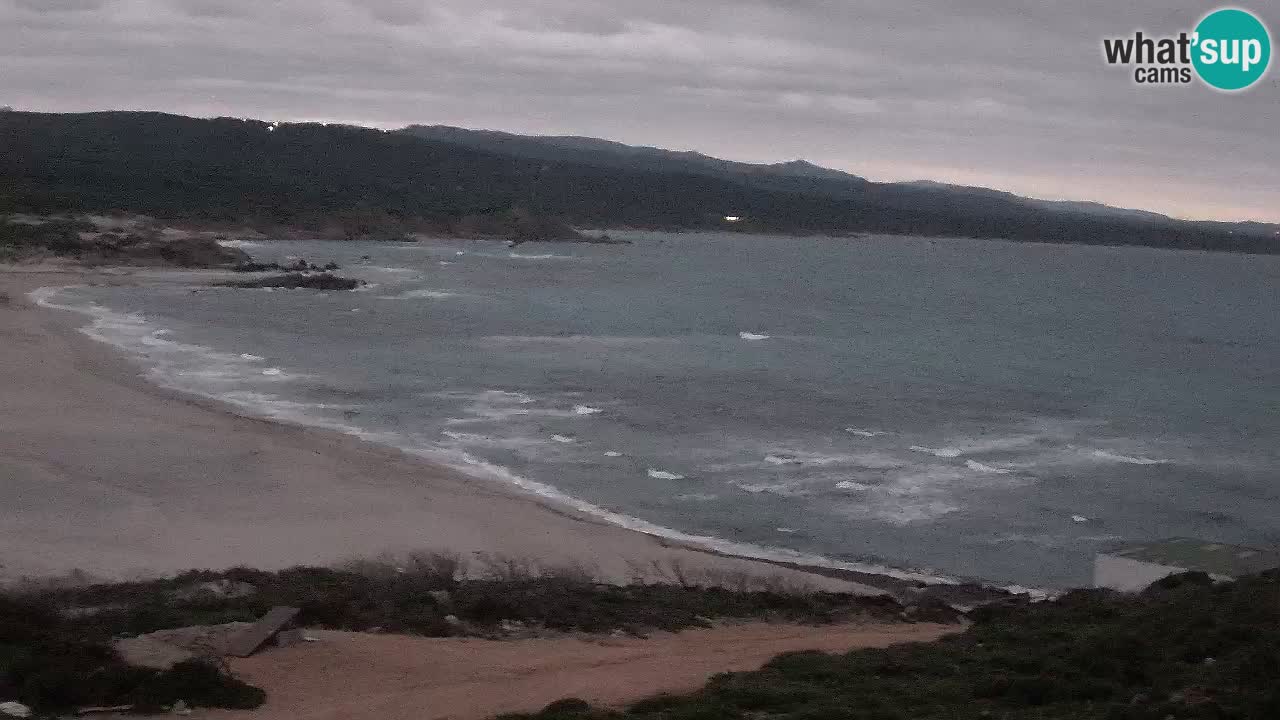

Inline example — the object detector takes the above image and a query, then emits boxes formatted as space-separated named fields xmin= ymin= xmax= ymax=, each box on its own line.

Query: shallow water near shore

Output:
xmin=37 ymin=232 xmax=1280 ymax=589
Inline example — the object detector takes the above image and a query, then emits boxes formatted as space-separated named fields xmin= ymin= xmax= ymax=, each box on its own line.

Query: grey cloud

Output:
xmin=12 ymin=0 xmax=107 ymax=11
xmin=0 ymin=0 xmax=1276 ymax=222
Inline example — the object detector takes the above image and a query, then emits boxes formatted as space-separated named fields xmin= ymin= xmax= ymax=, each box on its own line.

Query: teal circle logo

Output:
xmin=1192 ymin=8 xmax=1271 ymax=90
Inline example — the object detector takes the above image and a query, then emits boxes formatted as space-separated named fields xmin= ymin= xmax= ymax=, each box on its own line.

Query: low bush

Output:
xmin=500 ymin=571 xmax=1280 ymax=720
xmin=0 ymin=596 xmax=263 ymax=715
xmin=20 ymin=559 xmax=906 ymax=645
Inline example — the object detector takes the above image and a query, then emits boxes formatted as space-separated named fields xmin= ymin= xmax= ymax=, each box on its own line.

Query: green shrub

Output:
xmin=499 ymin=571 xmax=1280 ymax=720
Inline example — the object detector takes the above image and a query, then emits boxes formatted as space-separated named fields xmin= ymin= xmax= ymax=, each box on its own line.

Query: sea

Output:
xmin=33 ymin=231 xmax=1280 ymax=590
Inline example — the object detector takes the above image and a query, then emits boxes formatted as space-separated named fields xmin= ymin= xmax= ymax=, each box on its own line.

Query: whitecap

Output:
xmin=1089 ymin=450 xmax=1167 ymax=465
xmin=376 ymin=289 xmax=459 ymax=301
xmin=440 ymin=430 xmax=549 ymax=449
xmin=1071 ymin=515 xmax=1090 ymax=523
xmin=675 ymin=493 xmax=718 ymax=502
xmin=734 ymin=481 xmax=811 ymax=497
xmin=764 ymin=454 xmax=802 ymax=465
xmin=508 ymin=252 xmax=574 ymax=260
xmin=835 ymin=480 xmax=872 ymax=491
xmin=965 ymin=460 xmax=1011 ymax=474
xmin=239 ymin=353 xmax=265 ymax=361
xmin=604 ymin=451 xmax=623 ymax=457
xmin=739 ymin=332 xmax=770 ymax=341
xmin=551 ymin=434 xmax=576 ymax=444
xmin=647 ymin=469 xmax=686 ymax=480
xmin=909 ymin=445 xmax=963 ymax=458
xmin=775 ymin=527 xmax=798 ymax=534
xmin=844 ymin=428 xmax=889 ymax=437
xmin=910 ymin=435 xmax=1036 ymax=458
xmin=573 ymin=405 xmax=603 ymax=416
xmin=261 ymin=368 xmax=283 ymax=377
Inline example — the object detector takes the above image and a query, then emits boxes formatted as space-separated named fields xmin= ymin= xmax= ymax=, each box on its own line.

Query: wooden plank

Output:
xmin=225 ymin=606 xmax=300 ymax=658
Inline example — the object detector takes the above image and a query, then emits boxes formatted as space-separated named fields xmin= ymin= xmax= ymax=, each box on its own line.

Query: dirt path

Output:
xmin=204 ymin=622 xmax=958 ymax=720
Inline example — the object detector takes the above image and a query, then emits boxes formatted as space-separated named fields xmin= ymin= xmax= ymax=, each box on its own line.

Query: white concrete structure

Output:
xmin=1094 ymin=538 xmax=1280 ymax=592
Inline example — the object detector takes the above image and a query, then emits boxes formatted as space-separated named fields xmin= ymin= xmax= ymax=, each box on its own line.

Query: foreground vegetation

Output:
xmin=0 ymin=555 xmax=909 ymax=715
xmin=506 ymin=572 xmax=1280 ymax=720
xmin=9 ymin=557 xmax=1279 ymax=719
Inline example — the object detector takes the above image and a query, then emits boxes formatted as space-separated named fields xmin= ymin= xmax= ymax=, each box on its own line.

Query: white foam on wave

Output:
xmin=30 ymin=286 xmax=307 ymax=388
xmin=647 ymin=469 xmax=686 ymax=481
xmin=764 ymin=454 xmax=802 ymax=466
xmin=29 ymin=287 xmax=374 ymax=446
xmin=1089 ymin=450 xmax=1168 ymax=465
xmin=573 ymin=405 xmax=603 ymax=416
xmin=604 ymin=451 xmax=623 ymax=458
xmin=1071 ymin=515 xmax=1090 ymax=523
xmin=551 ymin=434 xmax=576 ymax=444
xmin=831 ymin=467 xmax=986 ymax=525
xmin=376 ymin=289 xmax=460 ymax=301
xmin=965 ymin=460 xmax=1011 ymax=474
xmin=909 ymin=435 xmax=1037 ymax=458
xmin=433 ymin=389 xmax=590 ymax=425
xmin=739 ymin=332 xmax=770 ymax=341
xmin=216 ymin=239 xmax=262 ymax=249
xmin=403 ymin=444 xmax=958 ymax=586
xmin=475 ymin=335 xmax=679 ymax=347
xmin=733 ymin=481 xmax=812 ymax=497
xmin=845 ymin=428 xmax=889 ymax=437
xmin=439 ymin=430 xmax=550 ymax=450
xmin=507 ymin=252 xmax=574 ymax=260
xmin=710 ymin=450 xmax=904 ymax=473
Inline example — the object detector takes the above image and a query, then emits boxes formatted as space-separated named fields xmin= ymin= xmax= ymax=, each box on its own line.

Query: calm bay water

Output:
xmin=45 ymin=232 xmax=1280 ymax=588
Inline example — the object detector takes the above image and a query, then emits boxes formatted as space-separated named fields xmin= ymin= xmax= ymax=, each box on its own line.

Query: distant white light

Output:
xmin=724 ymin=215 xmax=742 ymax=222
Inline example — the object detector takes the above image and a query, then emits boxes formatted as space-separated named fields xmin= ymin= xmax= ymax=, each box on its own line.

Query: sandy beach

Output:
xmin=0 ymin=266 xmax=881 ymax=593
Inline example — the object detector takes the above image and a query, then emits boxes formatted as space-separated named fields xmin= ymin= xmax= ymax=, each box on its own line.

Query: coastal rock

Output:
xmin=0 ymin=702 xmax=31 ymax=719
xmin=114 ymin=636 xmax=198 ymax=670
xmin=219 ymin=272 xmax=364 ymax=291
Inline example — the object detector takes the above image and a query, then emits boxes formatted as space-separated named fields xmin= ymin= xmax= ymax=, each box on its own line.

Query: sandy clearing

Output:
xmin=202 ymin=622 xmax=958 ymax=720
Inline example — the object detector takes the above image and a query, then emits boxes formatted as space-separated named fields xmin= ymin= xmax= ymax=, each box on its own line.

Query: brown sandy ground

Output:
xmin=194 ymin=622 xmax=958 ymax=720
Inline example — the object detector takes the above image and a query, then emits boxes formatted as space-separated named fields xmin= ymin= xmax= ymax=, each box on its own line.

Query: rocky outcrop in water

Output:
xmin=219 ymin=272 xmax=364 ymax=290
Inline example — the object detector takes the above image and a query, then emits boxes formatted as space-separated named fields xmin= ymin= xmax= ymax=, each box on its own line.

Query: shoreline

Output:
xmin=1 ymin=264 xmax=913 ymax=595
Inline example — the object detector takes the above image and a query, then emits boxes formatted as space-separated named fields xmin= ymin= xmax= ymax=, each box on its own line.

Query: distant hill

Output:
xmin=0 ymin=111 xmax=1275 ymax=253
xmin=400 ymin=125 xmax=870 ymax=199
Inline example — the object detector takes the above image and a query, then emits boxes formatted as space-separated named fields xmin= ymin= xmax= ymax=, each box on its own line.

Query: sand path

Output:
xmin=201 ymin=622 xmax=957 ymax=720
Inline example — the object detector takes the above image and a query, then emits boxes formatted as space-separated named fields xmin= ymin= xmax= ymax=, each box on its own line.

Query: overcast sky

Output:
xmin=3 ymin=0 xmax=1277 ymax=222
